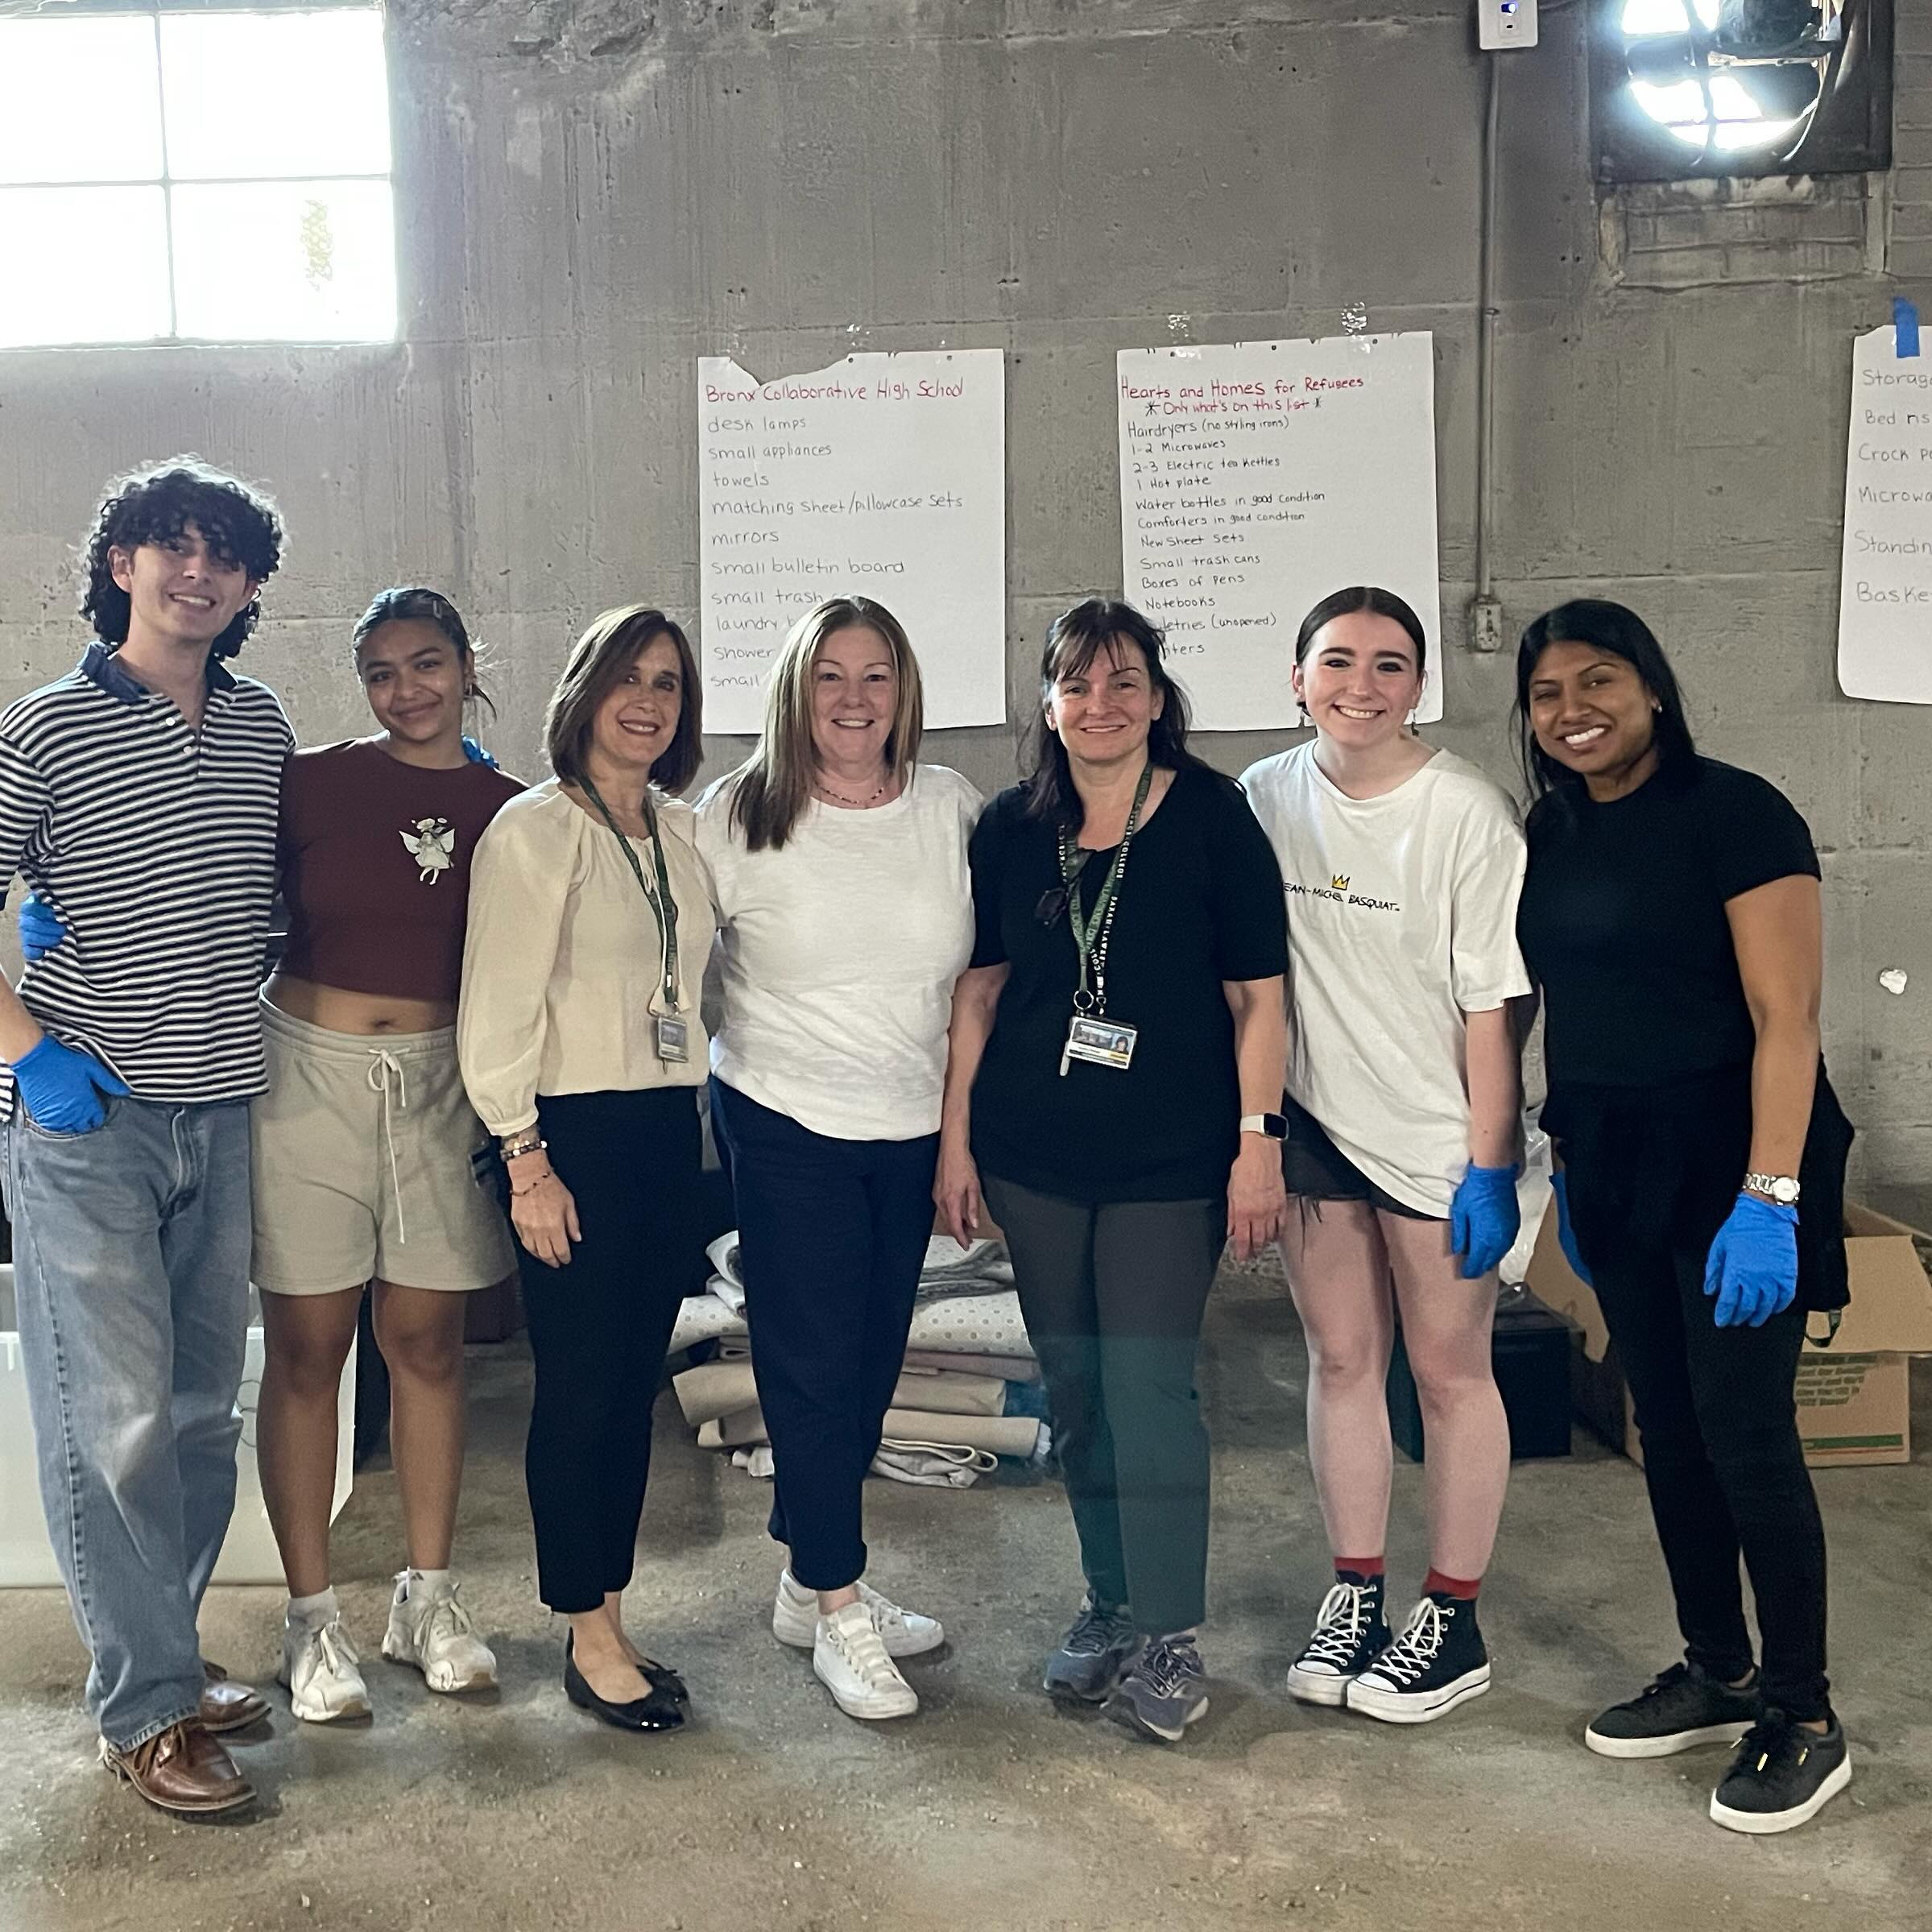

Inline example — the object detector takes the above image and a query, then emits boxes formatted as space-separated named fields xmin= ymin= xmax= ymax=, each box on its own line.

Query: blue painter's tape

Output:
xmin=1894 ymin=296 xmax=1921 ymax=358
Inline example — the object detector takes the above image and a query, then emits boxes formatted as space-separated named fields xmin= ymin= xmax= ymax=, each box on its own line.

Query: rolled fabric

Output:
xmin=901 ymin=1349 xmax=1040 ymax=1382
xmin=879 ymin=1409 xmax=1041 ymax=1458
xmin=697 ymin=1405 xmax=1041 ymax=1459
xmin=696 ymin=1407 xmax=768 ymax=1450
xmin=672 ymin=1359 xmax=759 ymax=1427
xmin=677 ymin=1361 xmax=1004 ymax=1427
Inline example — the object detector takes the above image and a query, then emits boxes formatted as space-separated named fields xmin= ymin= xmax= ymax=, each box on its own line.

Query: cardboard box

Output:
xmin=1526 ymin=1201 xmax=1932 ymax=1470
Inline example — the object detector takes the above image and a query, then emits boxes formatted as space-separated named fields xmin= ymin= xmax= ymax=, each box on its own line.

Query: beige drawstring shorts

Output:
xmin=250 ymin=997 xmax=514 ymax=1296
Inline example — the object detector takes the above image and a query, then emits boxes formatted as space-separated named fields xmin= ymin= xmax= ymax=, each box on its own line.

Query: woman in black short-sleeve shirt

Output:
xmin=936 ymin=600 xmax=1288 ymax=1747
xmin=1514 ymin=599 xmax=1854 ymax=1838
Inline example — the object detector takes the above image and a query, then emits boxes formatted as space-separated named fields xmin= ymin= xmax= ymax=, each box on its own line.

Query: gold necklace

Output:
xmin=815 ymin=774 xmax=888 ymax=808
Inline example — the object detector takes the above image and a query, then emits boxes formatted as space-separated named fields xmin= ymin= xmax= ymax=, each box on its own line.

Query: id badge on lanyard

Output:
xmin=1053 ymin=763 xmax=1152 ymax=1077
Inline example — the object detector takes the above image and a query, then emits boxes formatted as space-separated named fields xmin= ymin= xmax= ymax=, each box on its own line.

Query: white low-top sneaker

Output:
xmin=380 ymin=1572 xmax=498 ymax=1694
xmin=772 ymin=1570 xmax=945 ymax=1657
xmin=813 ymin=1601 xmax=919 ymax=1721
xmin=279 ymin=1615 xmax=370 ymax=1723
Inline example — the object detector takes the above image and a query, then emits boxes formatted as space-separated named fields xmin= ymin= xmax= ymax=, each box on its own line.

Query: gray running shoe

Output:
xmin=1105 ymin=1634 xmax=1209 ymax=1744
xmin=1043 ymin=1598 xmax=1138 ymax=1702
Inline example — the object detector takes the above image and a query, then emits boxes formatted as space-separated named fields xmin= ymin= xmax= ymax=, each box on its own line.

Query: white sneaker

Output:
xmin=773 ymin=1570 xmax=945 ymax=1657
xmin=279 ymin=1615 xmax=370 ymax=1723
xmin=813 ymin=1601 xmax=919 ymax=1721
xmin=380 ymin=1571 xmax=498 ymax=1693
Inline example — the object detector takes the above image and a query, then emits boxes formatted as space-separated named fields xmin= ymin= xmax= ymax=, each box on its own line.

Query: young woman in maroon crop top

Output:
xmin=252 ymin=588 xmax=523 ymax=1725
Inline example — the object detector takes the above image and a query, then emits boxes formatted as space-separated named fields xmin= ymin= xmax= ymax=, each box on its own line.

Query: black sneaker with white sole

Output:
xmin=1710 ymin=1711 xmax=1851 ymax=1835
xmin=1346 ymin=1594 xmax=1491 ymax=1724
xmin=1286 ymin=1578 xmax=1391 ymax=1708
xmin=1585 ymin=1661 xmax=1760 ymax=1760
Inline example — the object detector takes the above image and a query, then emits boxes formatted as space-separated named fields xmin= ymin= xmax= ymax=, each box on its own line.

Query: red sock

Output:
xmin=1334 ymin=1556 xmax=1385 ymax=1581
xmin=1423 ymin=1568 xmax=1482 ymax=1601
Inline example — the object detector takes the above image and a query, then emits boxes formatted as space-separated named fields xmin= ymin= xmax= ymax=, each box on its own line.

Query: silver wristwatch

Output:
xmin=1743 ymin=1172 xmax=1801 ymax=1206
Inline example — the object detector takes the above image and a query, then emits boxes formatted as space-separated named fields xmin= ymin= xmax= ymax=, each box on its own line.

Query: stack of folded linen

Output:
xmin=668 ymin=1233 xmax=1047 ymax=1487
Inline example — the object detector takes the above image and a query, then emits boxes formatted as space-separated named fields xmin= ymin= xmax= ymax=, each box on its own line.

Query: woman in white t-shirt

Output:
xmin=697 ymin=596 xmax=979 ymax=1727
xmin=1240 ymin=585 xmax=1530 ymax=1727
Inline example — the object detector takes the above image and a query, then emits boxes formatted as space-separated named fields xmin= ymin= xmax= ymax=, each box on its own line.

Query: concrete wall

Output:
xmin=1 ymin=1 xmax=1927 ymax=1194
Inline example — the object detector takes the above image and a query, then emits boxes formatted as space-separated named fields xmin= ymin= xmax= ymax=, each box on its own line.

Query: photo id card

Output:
xmin=1059 ymin=1014 xmax=1139 ymax=1075
xmin=655 ymin=1015 xmax=690 ymax=1064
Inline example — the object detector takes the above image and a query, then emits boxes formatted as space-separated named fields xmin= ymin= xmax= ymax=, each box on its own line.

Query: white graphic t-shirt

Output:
xmin=1239 ymin=741 xmax=1531 ymax=1216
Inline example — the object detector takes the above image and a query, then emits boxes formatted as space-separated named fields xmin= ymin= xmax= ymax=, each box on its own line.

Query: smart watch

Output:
xmin=1743 ymin=1172 xmax=1802 ymax=1206
xmin=1240 ymin=1113 xmax=1289 ymax=1140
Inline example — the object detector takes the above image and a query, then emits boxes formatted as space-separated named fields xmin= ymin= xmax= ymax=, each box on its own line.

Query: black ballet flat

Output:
xmin=563 ymin=1636 xmax=686 ymax=1734
xmin=637 ymin=1656 xmax=690 ymax=1707
xmin=564 ymin=1630 xmax=690 ymax=1710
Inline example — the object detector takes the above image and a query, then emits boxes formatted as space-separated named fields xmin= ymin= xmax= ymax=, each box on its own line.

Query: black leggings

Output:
xmin=519 ymin=1087 xmax=701 ymax=1615
xmin=1587 ymin=1231 xmax=1828 ymax=1720
xmin=984 ymin=1174 xmax=1225 ymax=1636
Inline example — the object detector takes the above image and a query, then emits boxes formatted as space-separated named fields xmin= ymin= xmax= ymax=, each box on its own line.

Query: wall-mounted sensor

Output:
xmin=1478 ymin=0 xmax=1538 ymax=49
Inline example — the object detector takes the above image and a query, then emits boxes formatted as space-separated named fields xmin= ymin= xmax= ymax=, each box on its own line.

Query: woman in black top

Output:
xmin=1513 ymin=599 xmax=1854 ymax=1837
xmin=936 ymin=599 xmax=1288 ymax=1746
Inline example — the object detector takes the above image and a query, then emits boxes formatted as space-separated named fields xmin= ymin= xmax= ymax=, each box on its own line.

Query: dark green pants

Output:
xmin=984 ymin=1174 xmax=1225 ymax=1636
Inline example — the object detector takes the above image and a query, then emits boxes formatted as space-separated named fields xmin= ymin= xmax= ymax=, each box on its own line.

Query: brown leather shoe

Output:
xmin=199 ymin=1661 xmax=269 ymax=1735
xmin=100 ymin=1720 xmax=254 ymax=1816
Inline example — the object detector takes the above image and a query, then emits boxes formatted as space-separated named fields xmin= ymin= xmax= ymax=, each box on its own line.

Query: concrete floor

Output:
xmin=1 ymin=1256 xmax=1928 ymax=1932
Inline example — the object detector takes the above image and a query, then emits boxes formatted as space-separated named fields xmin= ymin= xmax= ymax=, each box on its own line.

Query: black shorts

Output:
xmin=1279 ymin=1094 xmax=1437 ymax=1222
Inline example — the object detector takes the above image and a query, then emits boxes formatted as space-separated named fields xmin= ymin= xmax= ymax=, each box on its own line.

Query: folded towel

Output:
xmin=872 ymin=1442 xmax=996 ymax=1487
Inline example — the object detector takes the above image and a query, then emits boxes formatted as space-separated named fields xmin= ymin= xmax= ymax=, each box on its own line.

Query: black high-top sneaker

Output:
xmin=1286 ymin=1577 xmax=1391 ymax=1708
xmin=1346 ymin=1593 xmax=1491 ymax=1724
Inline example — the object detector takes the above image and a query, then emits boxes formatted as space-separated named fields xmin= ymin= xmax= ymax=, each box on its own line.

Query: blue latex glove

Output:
xmin=460 ymin=734 xmax=498 ymax=768
xmin=1450 ymin=1161 xmax=1521 ymax=1280
xmin=15 ymin=891 xmax=65 ymax=965
xmin=10 ymin=1034 xmax=129 ymax=1135
xmin=1550 ymin=1168 xmax=1592 ymax=1286
xmin=1703 ymin=1191 xmax=1799 ymax=1329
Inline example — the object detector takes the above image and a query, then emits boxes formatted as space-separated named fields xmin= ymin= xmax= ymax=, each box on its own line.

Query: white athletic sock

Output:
xmin=407 ymin=1567 xmax=453 ymax=1599
xmin=288 ymin=1587 xmax=337 ymax=1628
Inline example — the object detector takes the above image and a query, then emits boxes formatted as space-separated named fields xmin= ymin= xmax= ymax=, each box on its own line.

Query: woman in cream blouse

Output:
xmin=459 ymin=604 xmax=714 ymax=1735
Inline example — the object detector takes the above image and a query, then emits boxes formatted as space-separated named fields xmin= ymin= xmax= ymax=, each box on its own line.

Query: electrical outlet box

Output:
xmin=1470 ymin=595 xmax=1505 ymax=655
xmin=1478 ymin=0 xmax=1537 ymax=49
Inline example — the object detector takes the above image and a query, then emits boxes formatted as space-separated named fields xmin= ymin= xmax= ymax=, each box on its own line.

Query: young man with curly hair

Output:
xmin=0 ymin=457 xmax=293 ymax=1816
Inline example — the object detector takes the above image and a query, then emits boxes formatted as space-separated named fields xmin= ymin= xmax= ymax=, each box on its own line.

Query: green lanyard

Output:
xmin=581 ymin=780 xmax=681 ymax=1014
xmin=1055 ymin=763 xmax=1152 ymax=1016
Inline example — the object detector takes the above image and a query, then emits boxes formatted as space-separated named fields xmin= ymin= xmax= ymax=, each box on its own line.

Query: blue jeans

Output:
xmin=3 ymin=1097 xmax=253 ymax=1748
xmin=709 ymin=1080 xmax=939 ymax=1593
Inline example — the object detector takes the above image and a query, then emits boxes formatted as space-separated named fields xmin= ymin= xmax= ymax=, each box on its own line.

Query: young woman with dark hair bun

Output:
xmin=1242 ymin=585 xmax=1529 ymax=1727
xmin=937 ymin=598 xmax=1288 ymax=1746
xmin=251 ymin=588 xmax=522 ymax=1722
xmin=1514 ymin=598 xmax=1855 ymax=1835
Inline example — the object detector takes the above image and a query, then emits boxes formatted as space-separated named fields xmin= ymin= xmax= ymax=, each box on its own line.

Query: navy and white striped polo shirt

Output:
xmin=0 ymin=642 xmax=292 ymax=1107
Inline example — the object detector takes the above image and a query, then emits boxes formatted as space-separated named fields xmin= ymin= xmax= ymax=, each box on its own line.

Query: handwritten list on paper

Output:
xmin=1116 ymin=333 xmax=1442 ymax=730
xmin=697 ymin=350 xmax=1006 ymax=734
xmin=1838 ymin=325 xmax=1932 ymax=705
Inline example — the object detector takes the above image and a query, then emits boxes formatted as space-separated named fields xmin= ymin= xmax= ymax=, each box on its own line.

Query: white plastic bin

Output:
xmin=0 ymin=1264 xmax=354 ymax=1588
